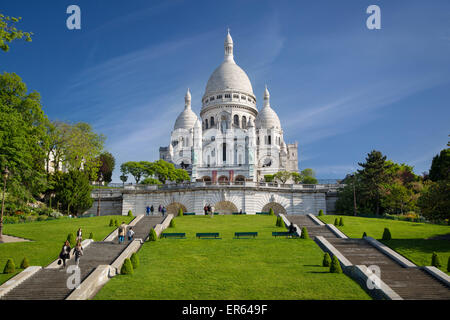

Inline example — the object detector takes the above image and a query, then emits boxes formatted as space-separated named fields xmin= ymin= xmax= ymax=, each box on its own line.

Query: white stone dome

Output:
xmin=205 ymin=61 xmax=254 ymax=95
xmin=255 ymin=86 xmax=281 ymax=129
xmin=174 ymin=89 xmax=199 ymax=130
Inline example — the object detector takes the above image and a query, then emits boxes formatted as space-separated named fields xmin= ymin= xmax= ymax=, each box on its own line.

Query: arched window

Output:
xmin=205 ymin=119 xmax=208 ymax=129
xmin=233 ymin=115 xmax=239 ymax=127
xmin=222 ymin=143 xmax=226 ymax=162
xmin=242 ymin=116 xmax=247 ymax=129
xmin=210 ymin=117 xmax=215 ymax=127
xmin=257 ymin=137 xmax=260 ymax=145
xmin=268 ymin=135 xmax=271 ymax=145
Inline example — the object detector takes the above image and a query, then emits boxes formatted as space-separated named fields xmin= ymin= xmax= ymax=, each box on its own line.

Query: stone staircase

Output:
xmin=1 ymin=216 xmax=163 ymax=300
xmin=286 ymin=215 xmax=337 ymax=239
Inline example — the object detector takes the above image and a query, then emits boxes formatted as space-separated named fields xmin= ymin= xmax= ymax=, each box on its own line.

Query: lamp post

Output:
xmin=97 ymin=172 xmax=103 ymax=216
xmin=0 ymin=166 xmax=10 ymax=242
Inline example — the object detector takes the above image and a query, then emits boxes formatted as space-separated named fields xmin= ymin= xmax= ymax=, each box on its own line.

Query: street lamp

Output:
xmin=0 ymin=166 xmax=10 ymax=242
xmin=97 ymin=172 xmax=103 ymax=216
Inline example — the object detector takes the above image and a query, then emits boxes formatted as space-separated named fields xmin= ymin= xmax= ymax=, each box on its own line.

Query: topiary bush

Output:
xmin=20 ymin=257 xmax=30 ymax=269
xmin=178 ymin=208 xmax=184 ymax=216
xmin=89 ymin=232 xmax=94 ymax=239
xmin=114 ymin=220 xmax=119 ymax=227
xmin=431 ymin=252 xmax=442 ymax=268
xmin=109 ymin=219 xmax=114 ymax=227
xmin=318 ymin=209 xmax=324 ymax=216
xmin=322 ymin=253 xmax=331 ymax=267
xmin=130 ymin=252 xmax=139 ymax=269
xmin=3 ymin=258 xmax=15 ymax=274
xmin=276 ymin=216 xmax=283 ymax=227
xmin=339 ymin=217 xmax=344 ymax=227
xmin=269 ymin=208 xmax=275 ymax=216
xmin=334 ymin=218 xmax=339 ymax=226
xmin=128 ymin=210 xmax=133 ymax=217
xmin=362 ymin=232 xmax=367 ymax=238
xmin=382 ymin=228 xmax=392 ymax=240
xmin=169 ymin=219 xmax=175 ymax=228
xmin=300 ymin=227 xmax=309 ymax=239
xmin=67 ymin=233 xmax=76 ymax=247
xmin=148 ymin=228 xmax=158 ymax=241
xmin=120 ymin=258 xmax=134 ymax=275
xmin=330 ymin=255 xmax=342 ymax=273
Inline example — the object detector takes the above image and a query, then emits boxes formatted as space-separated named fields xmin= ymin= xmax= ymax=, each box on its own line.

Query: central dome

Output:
xmin=205 ymin=60 xmax=254 ymax=95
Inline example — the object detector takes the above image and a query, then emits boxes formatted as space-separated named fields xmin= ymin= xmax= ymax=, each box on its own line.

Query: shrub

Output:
xmin=339 ymin=217 xmax=344 ymax=226
xmin=382 ymin=228 xmax=392 ymax=240
xmin=330 ymin=255 xmax=342 ymax=273
xmin=178 ymin=208 xmax=184 ymax=216
xmin=318 ymin=209 xmax=324 ymax=216
xmin=67 ymin=233 xmax=76 ymax=247
xmin=3 ymin=258 xmax=15 ymax=274
xmin=89 ymin=232 xmax=94 ymax=239
xmin=276 ymin=216 xmax=282 ymax=227
xmin=20 ymin=257 xmax=30 ymax=269
xmin=130 ymin=252 xmax=139 ymax=269
xmin=334 ymin=218 xmax=339 ymax=226
xmin=120 ymin=258 xmax=134 ymax=275
xmin=114 ymin=220 xmax=119 ymax=227
xmin=300 ymin=227 xmax=309 ymax=239
xmin=322 ymin=253 xmax=331 ymax=267
xmin=431 ymin=252 xmax=442 ymax=268
xmin=362 ymin=232 xmax=367 ymax=238
xmin=269 ymin=208 xmax=275 ymax=216
xmin=109 ymin=219 xmax=114 ymax=227
xmin=128 ymin=210 xmax=133 ymax=217
xmin=148 ymin=228 xmax=158 ymax=241
xmin=37 ymin=215 xmax=48 ymax=222
xmin=169 ymin=219 xmax=175 ymax=228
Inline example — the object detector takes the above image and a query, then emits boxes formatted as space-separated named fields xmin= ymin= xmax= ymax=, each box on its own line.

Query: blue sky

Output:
xmin=2 ymin=0 xmax=449 ymax=182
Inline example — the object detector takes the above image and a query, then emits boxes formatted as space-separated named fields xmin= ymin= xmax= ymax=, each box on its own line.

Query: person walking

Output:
xmin=76 ymin=228 xmax=83 ymax=242
xmin=162 ymin=206 xmax=167 ymax=217
xmin=127 ymin=227 xmax=135 ymax=241
xmin=150 ymin=205 xmax=154 ymax=215
xmin=73 ymin=241 xmax=84 ymax=267
xmin=59 ymin=241 xmax=71 ymax=268
xmin=118 ymin=221 xmax=127 ymax=244
xmin=146 ymin=206 xmax=150 ymax=216
xmin=158 ymin=204 xmax=162 ymax=214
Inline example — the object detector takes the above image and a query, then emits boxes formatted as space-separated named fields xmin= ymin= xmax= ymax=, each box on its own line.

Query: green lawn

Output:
xmin=94 ymin=215 xmax=371 ymax=300
xmin=319 ymin=215 xmax=450 ymax=274
xmin=0 ymin=215 xmax=133 ymax=285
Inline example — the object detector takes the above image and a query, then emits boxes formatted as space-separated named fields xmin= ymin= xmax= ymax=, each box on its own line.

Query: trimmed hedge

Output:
xmin=300 ymin=227 xmax=309 ymax=239
xmin=276 ymin=216 xmax=283 ymax=227
xmin=148 ymin=228 xmax=158 ymax=241
xmin=334 ymin=218 xmax=339 ymax=226
xmin=109 ymin=219 xmax=114 ymax=227
xmin=89 ymin=232 xmax=94 ymax=239
xmin=339 ymin=217 xmax=344 ymax=227
xmin=269 ymin=208 xmax=275 ymax=216
xmin=178 ymin=208 xmax=184 ymax=216
xmin=330 ymin=255 xmax=342 ymax=274
xmin=431 ymin=252 xmax=442 ymax=268
xmin=322 ymin=253 xmax=331 ymax=267
xmin=20 ymin=257 xmax=30 ymax=269
xmin=318 ymin=209 xmax=324 ymax=216
xmin=169 ymin=219 xmax=175 ymax=228
xmin=120 ymin=258 xmax=134 ymax=275
xmin=362 ymin=232 xmax=367 ymax=238
xmin=128 ymin=210 xmax=133 ymax=217
xmin=130 ymin=252 xmax=139 ymax=269
xmin=382 ymin=228 xmax=392 ymax=240
xmin=3 ymin=258 xmax=15 ymax=274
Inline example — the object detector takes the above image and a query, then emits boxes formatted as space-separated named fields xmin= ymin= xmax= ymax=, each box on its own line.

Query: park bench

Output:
xmin=183 ymin=212 xmax=196 ymax=216
xmin=196 ymin=232 xmax=220 ymax=239
xmin=234 ymin=232 xmax=257 ymax=238
xmin=256 ymin=212 xmax=270 ymax=215
xmin=232 ymin=212 xmax=247 ymax=215
xmin=272 ymin=231 xmax=297 ymax=238
xmin=161 ymin=233 xmax=186 ymax=239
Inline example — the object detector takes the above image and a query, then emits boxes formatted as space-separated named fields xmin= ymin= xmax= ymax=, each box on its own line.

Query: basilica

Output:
xmin=159 ymin=31 xmax=298 ymax=183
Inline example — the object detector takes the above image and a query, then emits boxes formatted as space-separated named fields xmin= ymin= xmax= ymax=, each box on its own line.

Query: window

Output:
xmin=241 ymin=95 xmax=246 ymax=99
xmin=242 ymin=116 xmax=247 ymax=129
xmin=268 ymin=135 xmax=271 ymax=145
xmin=217 ymin=95 xmax=222 ymax=99
xmin=257 ymin=137 xmax=260 ymax=145
xmin=222 ymin=143 xmax=226 ymax=161
xmin=205 ymin=99 xmax=209 ymax=103
xmin=211 ymin=149 xmax=215 ymax=156
xmin=211 ymin=136 xmax=215 ymax=141
xmin=205 ymin=119 xmax=209 ymax=129
xmin=210 ymin=96 xmax=215 ymax=101
xmin=233 ymin=94 xmax=239 ymax=99
xmin=233 ymin=114 xmax=239 ymax=126
xmin=225 ymin=94 xmax=231 ymax=98
xmin=210 ymin=117 xmax=215 ymax=127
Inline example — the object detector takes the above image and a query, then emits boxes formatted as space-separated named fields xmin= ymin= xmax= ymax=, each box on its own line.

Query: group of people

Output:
xmin=58 ymin=228 xmax=84 ymax=268
xmin=146 ymin=204 xmax=167 ymax=216
xmin=117 ymin=221 xmax=135 ymax=244
xmin=203 ymin=204 xmax=215 ymax=215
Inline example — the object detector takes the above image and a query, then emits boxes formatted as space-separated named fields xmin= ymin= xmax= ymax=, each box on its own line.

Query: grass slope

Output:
xmin=94 ymin=215 xmax=370 ymax=300
xmin=320 ymin=215 xmax=450 ymax=274
xmin=0 ymin=215 xmax=133 ymax=285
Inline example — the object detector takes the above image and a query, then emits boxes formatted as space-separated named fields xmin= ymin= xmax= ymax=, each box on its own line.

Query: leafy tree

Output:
xmin=264 ymin=174 xmax=274 ymax=182
xmin=273 ymin=171 xmax=291 ymax=184
xmin=120 ymin=174 xmax=128 ymax=186
xmin=0 ymin=14 xmax=32 ymax=52
xmin=97 ymin=151 xmax=115 ymax=183
xmin=121 ymin=161 xmax=145 ymax=184
xmin=291 ymin=172 xmax=302 ymax=183
xmin=141 ymin=177 xmax=161 ymax=185
xmin=381 ymin=183 xmax=413 ymax=215
xmin=300 ymin=168 xmax=318 ymax=184
xmin=447 ymin=256 xmax=450 ymax=273
xmin=357 ymin=150 xmax=392 ymax=215
xmin=417 ymin=180 xmax=450 ymax=221
xmin=174 ymin=168 xmax=190 ymax=183
xmin=54 ymin=170 xmax=93 ymax=216
xmin=429 ymin=149 xmax=450 ymax=182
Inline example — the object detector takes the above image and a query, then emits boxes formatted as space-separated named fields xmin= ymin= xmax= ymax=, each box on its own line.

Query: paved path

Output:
xmin=286 ymin=215 xmax=450 ymax=300
xmin=1 ymin=216 xmax=162 ymax=300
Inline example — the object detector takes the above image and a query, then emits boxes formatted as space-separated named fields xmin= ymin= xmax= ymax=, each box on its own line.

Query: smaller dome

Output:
xmin=255 ymin=86 xmax=281 ymax=129
xmin=174 ymin=89 xmax=199 ymax=130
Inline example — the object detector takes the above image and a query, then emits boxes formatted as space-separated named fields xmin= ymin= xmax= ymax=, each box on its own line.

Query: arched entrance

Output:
xmin=201 ymin=176 xmax=211 ymax=182
xmin=218 ymin=175 xmax=229 ymax=183
xmin=214 ymin=201 xmax=238 ymax=214
xmin=235 ymin=175 xmax=245 ymax=183
xmin=166 ymin=202 xmax=188 ymax=215
xmin=262 ymin=202 xmax=287 ymax=215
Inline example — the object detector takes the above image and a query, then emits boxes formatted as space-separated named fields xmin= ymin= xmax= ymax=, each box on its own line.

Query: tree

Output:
xmin=417 ymin=180 xmax=450 ymax=221
xmin=121 ymin=161 xmax=145 ymax=184
xmin=381 ymin=183 xmax=413 ymax=215
xmin=140 ymin=177 xmax=161 ymax=185
xmin=429 ymin=149 xmax=450 ymax=182
xmin=120 ymin=174 xmax=128 ymax=186
xmin=97 ymin=152 xmax=115 ymax=184
xmin=274 ymin=171 xmax=291 ymax=184
xmin=0 ymin=14 xmax=32 ymax=52
xmin=53 ymin=170 xmax=93 ymax=216
xmin=357 ymin=150 xmax=392 ymax=215
xmin=300 ymin=168 xmax=318 ymax=184
xmin=264 ymin=174 xmax=274 ymax=182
